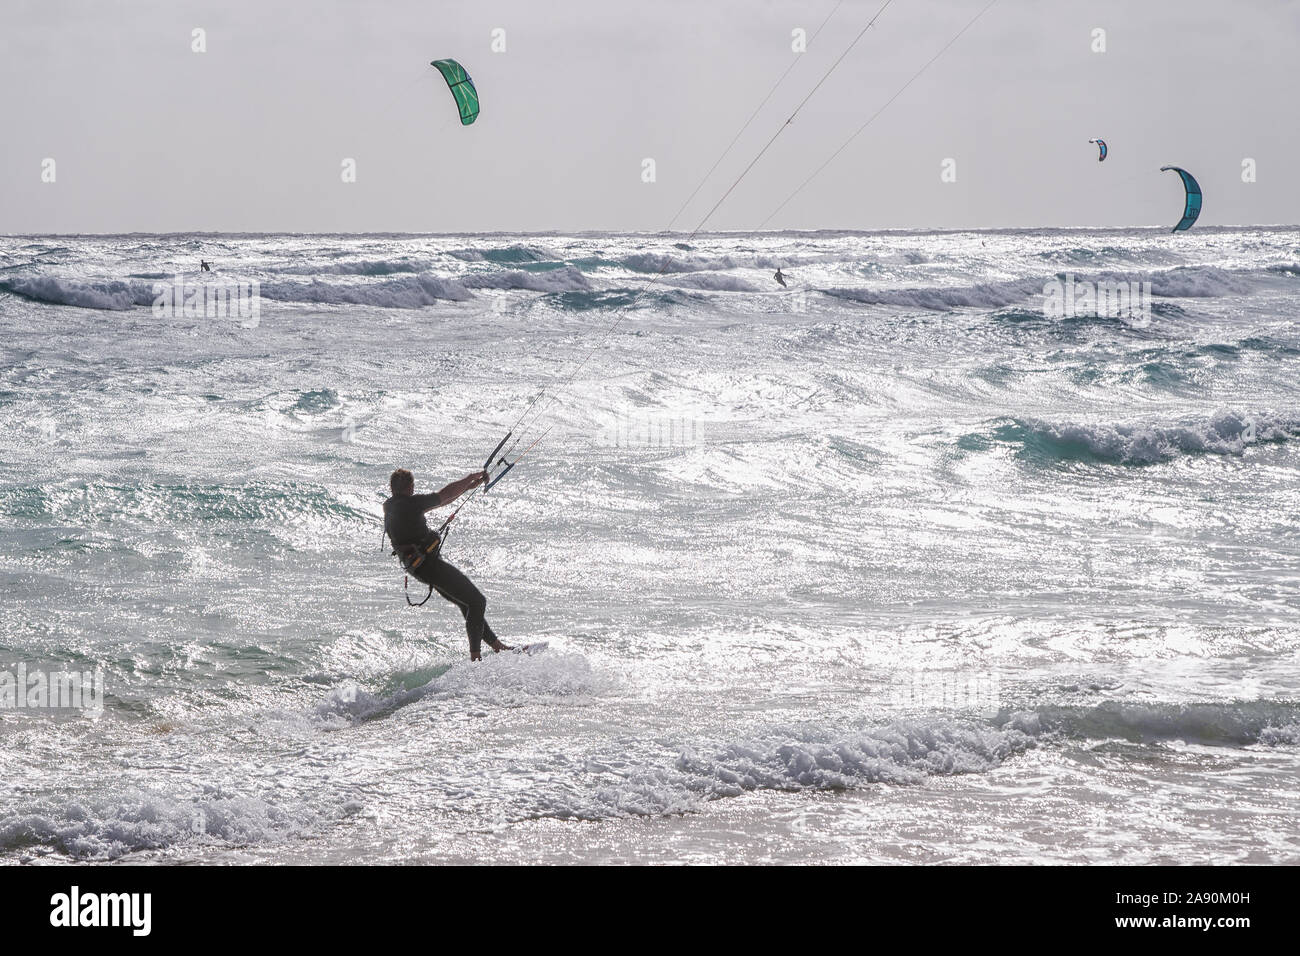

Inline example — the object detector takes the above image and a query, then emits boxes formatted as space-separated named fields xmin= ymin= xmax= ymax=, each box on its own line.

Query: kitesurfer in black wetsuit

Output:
xmin=200 ymin=260 xmax=211 ymax=273
xmin=774 ymin=267 xmax=788 ymax=288
xmin=384 ymin=467 xmax=512 ymax=661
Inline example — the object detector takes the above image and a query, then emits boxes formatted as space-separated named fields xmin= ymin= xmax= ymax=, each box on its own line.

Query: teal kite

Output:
xmin=1160 ymin=166 xmax=1202 ymax=232
xmin=431 ymin=59 xmax=479 ymax=126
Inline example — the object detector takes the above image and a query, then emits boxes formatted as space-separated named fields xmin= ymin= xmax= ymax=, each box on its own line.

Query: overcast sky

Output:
xmin=2 ymin=0 xmax=1296 ymax=234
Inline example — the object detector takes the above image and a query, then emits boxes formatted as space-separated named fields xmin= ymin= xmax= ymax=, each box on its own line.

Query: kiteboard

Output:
xmin=512 ymin=641 xmax=548 ymax=656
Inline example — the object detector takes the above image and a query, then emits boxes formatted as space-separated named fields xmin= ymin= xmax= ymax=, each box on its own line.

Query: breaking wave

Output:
xmin=990 ymin=409 xmax=1299 ymax=465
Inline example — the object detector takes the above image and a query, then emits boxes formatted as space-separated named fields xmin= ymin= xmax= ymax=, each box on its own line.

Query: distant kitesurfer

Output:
xmin=384 ymin=468 xmax=512 ymax=661
xmin=200 ymin=260 xmax=211 ymax=273
xmin=774 ymin=267 xmax=788 ymax=289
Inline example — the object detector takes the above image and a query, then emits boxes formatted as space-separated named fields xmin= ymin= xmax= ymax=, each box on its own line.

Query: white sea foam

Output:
xmin=825 ymin=265 xmax=1258 ymax=312
xmin=0 ymin=789 xmax=310 ymax=861
xmin=664 ymin=273 xmax=761 ymax=292
xmin=1258 ymin=724 xmax=1300 ymax=746
xmin=271 ymin=258 xmax=434 ymax=276
xmin=313 ymin=649 xmax=612 ymax=726
xmin=536 ymin=720 xmax=1035 ymax=820
xmin=0 ymin=276 xmax=153 ymax=310
xmin=258 ymin=274 xmax=471 ymax=306
xmin=828 ymin=277 xmax=1044 ymax=310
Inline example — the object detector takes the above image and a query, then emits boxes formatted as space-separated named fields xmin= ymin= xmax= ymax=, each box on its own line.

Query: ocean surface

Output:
xmin=1 ymin=227 xmax=1297 ymax=864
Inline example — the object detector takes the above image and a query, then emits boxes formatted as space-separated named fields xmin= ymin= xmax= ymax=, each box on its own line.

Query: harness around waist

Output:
xmin=392 ymin=531 xmax=441 ymax=572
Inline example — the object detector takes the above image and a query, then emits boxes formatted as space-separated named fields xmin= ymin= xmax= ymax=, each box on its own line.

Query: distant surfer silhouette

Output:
xmin=774 ymin=267 xmax=788 ymax=289
xmin=200 ymin=260 xmax=211 ymax=273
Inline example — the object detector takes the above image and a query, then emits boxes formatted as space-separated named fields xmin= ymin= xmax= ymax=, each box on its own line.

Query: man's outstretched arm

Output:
xmin=427 ymin=470 xmax=488 ymax=511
